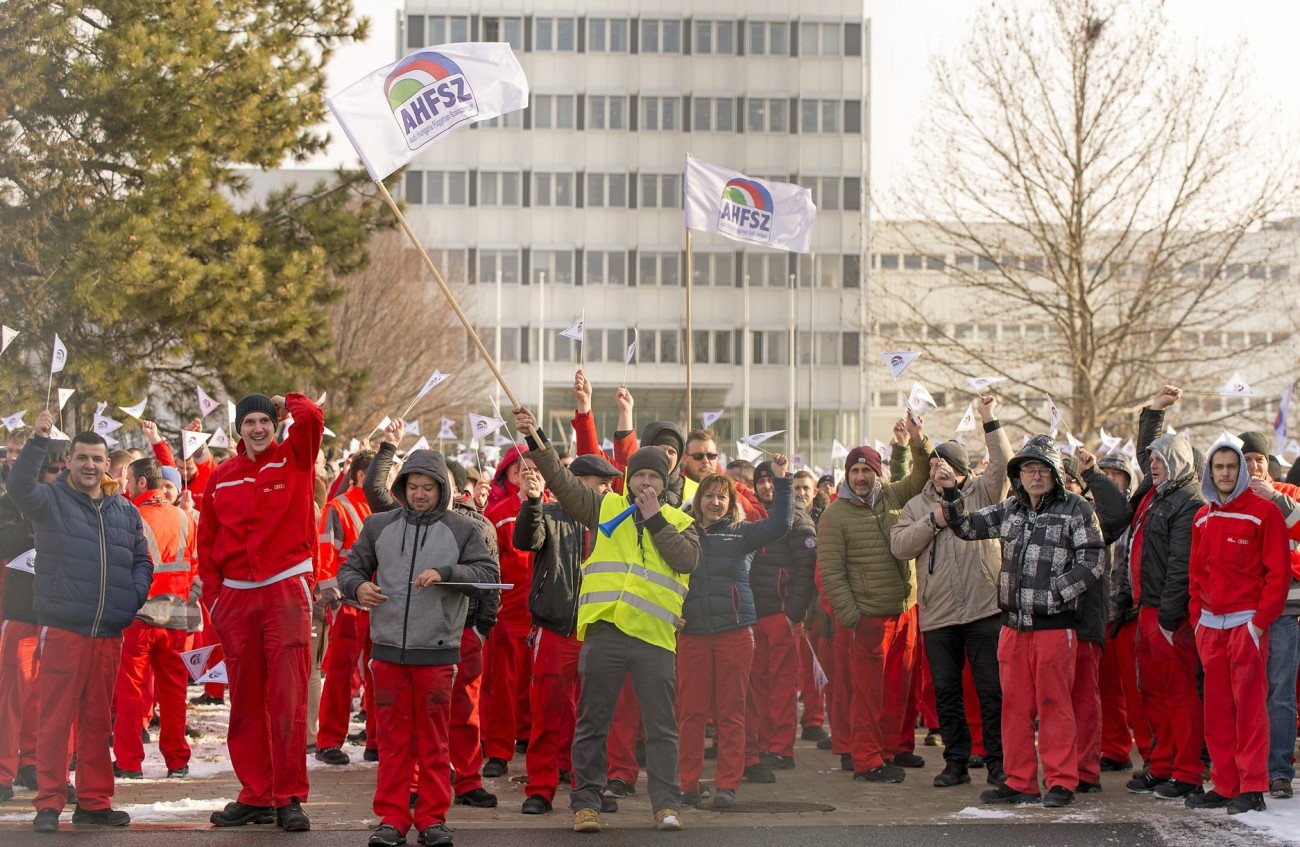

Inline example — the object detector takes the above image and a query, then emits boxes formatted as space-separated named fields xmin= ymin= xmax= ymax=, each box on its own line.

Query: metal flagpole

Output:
xmin=685 ymin=228 xmax=694 ymax=425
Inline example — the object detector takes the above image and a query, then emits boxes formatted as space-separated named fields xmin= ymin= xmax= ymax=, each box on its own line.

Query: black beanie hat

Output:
xmin=235 ymin=393 xmax=277 ymax=431
xmin=933 ymin=440 xmax=971 ymax=478
xmin=626 ymin=446 xmax=672 ymax=488
xmin=445 ymin=459 xmax=468 ymax=492
xmin=1061 ymin=455 xmax=1087 ymax=492
xmin=753 ymin=460 xmax=775 ymax=483
xmin=1239 ymin=431 xmax=1270 ymax=458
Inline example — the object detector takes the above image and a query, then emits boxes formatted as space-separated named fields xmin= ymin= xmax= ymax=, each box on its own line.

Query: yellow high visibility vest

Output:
xmin=578 ymin=493 xmax=694 ymax=652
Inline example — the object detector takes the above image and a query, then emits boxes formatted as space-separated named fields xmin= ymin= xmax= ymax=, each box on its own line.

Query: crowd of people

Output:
xmin=1 ymin=373 xmax=1298 ymax=842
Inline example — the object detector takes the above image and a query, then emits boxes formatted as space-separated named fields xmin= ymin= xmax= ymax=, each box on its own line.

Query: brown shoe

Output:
xmin=654 ymin=809 xmax=683 ymax=831
xmin=573 ymin=808 xmax=601 ymax=833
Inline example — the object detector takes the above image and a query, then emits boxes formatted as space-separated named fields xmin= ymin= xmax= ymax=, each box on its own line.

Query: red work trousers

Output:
xmin=481 ymin=623 xmax=531 ymax=761
xmin=316 ymin=605 xmax=376 ymax=750
xmin=372 ymin=661 xmax=455 ymax=832
xmin=676 ymin=628 xmax=755 ymax=792
xmin=998 ymin=628 xmax=1078 ymax=794
xmin=1136 ymin=607 xmax=1204 ymax=783
xmin=449 ymin=626 xmax=485 ymax=796
xmin=0 ymin=621 xmax=39 ymax=786
xmin=1099 ymin=618 xmax=1151 ymax=762
xmin=35 ymin=628 xmax=120 ymax=812
xmin=607 ymin=677 xmax=642 ymax=784
xmin=898 ymin=609 xmax=921 ymax=754
xmin=210 ymin=576 xmax=311 ymax=807
xmin=748 ymin=614 xmax=800 ymax=758
xmin=112 ymin=621 xmax=190 ymax=771
xmin=848 ymin=610 xmax=917 ymax=772
xmin=797 ymin=627 xmax=826 ymax=729
xmin=831 ymin=625 xmax=853 ymax=755
xmin=524 ymin=628 xmax=581 ymax=802
xmin=1072 ymin=640 xmax=1103 ymax=784
xmin=1198 ymin=623 xmax=1271 ymax=796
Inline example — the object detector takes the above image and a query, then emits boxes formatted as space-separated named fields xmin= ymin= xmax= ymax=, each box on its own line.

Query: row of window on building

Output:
xmin=408 ymin=15 xmax=861 ymax=59
xmin=473 ymin=326 xmax=861 ymax=367
xmin=474 ymin=94 xmax=861 ymax=135
xmin=406 ymin=169 xmax=860 ymax=212
xmin=430 ymin=246 xmax=861 ymax=289
xmin=875 ymin=252 xmax=1291 ymax=281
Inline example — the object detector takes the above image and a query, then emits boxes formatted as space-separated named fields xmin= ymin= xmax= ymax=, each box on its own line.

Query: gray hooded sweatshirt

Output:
xmin=338 ymin=449 xmax=499 ymax=665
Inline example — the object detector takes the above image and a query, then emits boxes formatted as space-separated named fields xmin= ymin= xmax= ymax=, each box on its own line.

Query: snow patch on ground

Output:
xmin=952 ymin=806 xmax=1019 ymax=819
xmin=1236 ymin=803 xmax=1300 ymax=844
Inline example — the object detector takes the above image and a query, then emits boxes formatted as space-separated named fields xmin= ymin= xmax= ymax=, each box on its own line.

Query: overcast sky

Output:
xmin=310 ymin=0 xmax=1300 ymax=198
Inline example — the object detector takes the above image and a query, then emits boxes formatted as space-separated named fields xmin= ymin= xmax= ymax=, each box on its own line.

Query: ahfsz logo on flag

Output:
xmin=718 ymin=179 xmax=775 ymax=245
xmin=387 ymin=51 xmax=479 ymax=151
xmin=684 ymin=155 xmax=816 ymax=253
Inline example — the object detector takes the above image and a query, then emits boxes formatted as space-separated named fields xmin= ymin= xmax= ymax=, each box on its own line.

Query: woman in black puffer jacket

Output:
xmin=676 ymin=458 xmax=793 ymax=809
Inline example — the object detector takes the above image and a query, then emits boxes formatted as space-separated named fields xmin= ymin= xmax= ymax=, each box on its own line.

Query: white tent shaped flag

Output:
xmin=410 ymin=436 xmax=431 ymax=452
xmin=739 ymin=430 xmax=783 ymax=448
xmin=227 ymin=401 xmax=238 ymax=428
xmin=50 ymin=334 xmax=67 ymax=374
xmin=791 ymin=454 xmax=806 ymax=470
xmin=1219 ymin=373 xmax=1254 ymax=397
xmin=179 ymin=645 xmax=216 ymax=683
xmin=93 ymin=414 xmax=123 ymax=436
xmin=830 ymin=439 xmax=850 ymax=462
xmin=493 ymin=432 xmax=513 ymax=447
xmin=57 ymin=388 xmax=75 ymax=411
xmin=1212 ymin=429 xmax=1244 ymax=451
xmin=907 ymin=382 xmax=939 ymax=415
xmin=209 ymin=428 xmax=230 ymax=450
xmin=701 ymin=410 xmax=724 ymax=429
xmin=0 ymin=325 xmax=16 ymax=355
xmin=437 ymin=418 xmax=456 ymax=440
xmin=967 ymin=376 xmax=1006 ymax=393
xmin=95 ymin=401 xmax=107 ymax=416
xmin=326 ymin=42 xmax=530 ymax=182
xmin=119 ymin=398 xmax=147 ymax=419
xmin=197 ymin=387 xmax=220 ymax=418
xmin=735 ymin=441 xmax=762 ymax=462
xmin=375 ymin=416 xmax=392 ymax=432
xmin=881 ymin=351 xmax=921 ymax=381
xmin=2 ymin=411 xmax=26 ymax=432
xmin=48 ymin=426 xmax=71 ymax=442
xmin=196 ymin=660 xmax=228 ymax=686
xmin=469 ymin=413 xmax=505 ymax=441
xmin=559 ymin=312 xmax=585 ymax=341
xmin=316 ymin=391 xmax=327 ymax=406
xmin=1098 ymin=428 xmax=1121 ymax=453
xmin=1046 ymin=395 xmax=1065 ymax=434
xmin=181 ymin=430 xmax=211 ymax=460
xmin=5 ymin=549 xmax=34 ymax=574
xmin=1067 ymin=431 xmax=1084 ymax=449
xmin=955 ymin=403 xmax=977 ymax=433
xmin=406 ymin=419 xmax=421 ymax=436
xmin=103 ymin=435 xmax=120 ymax=448
xmin=416 ymin=370 xmax=451 ymax=402
xmin=323 ymin=426 xmax=336 ymax=438
xmin=349 ymin=438 xmax=361 ymax=454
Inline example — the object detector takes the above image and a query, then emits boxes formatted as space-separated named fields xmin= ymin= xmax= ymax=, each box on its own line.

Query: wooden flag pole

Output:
xmin=375 ymin=180 xmax=520 ymax=409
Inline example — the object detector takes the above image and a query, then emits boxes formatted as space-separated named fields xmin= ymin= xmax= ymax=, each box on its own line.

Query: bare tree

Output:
xmin=325 ymin=231 xmax=493 ymax=442
xmin=883 ymin=0 xmax=1298 ymax=441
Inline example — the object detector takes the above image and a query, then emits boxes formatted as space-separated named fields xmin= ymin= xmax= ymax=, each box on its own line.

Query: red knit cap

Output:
xmin=845 ymin=446 xmax=882 ymax=476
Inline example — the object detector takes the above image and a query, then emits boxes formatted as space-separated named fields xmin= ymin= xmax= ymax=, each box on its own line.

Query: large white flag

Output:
xmin=683 ymin=154 xmax=816 ymax=253
xmin=326 ymin=43 xmax=530 ymax=182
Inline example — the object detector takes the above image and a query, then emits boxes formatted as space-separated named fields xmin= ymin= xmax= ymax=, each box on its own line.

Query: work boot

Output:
xmin=314 ymin=747 xmax=350 ymax=766
xmin=760 ymin=752 xmax=794 ymax=770
xmin=981 ymin=783 xmax=1040 ymax=804
xmin=711 ymin=788 xmax=736 ymax=809
xmin=32 ymin=808 xmax=59 ymax=832
xmin=14 ymin=765 xmax=37 ymax=790
xmin=855 ymin=764 xmax=905 ymax=784
xmin=167 ymin=766 xmax=190 ymax=779
xmin=417 ymin=822 xmax=453 ymax=846
xmin=1125 ymin=771 xmax=1164 ymax=794
xmin=521 ymin=794 xmax=551 ymax=815
xmin=923 ymin=730 xmax=942 ymax=746
xmin=454 ymin=787 xmax=497 ymax=808
xmin=1154 ymin=779 xmax=1202 ymax=800
xmin=1186 ymin=789 xmax=1233 ymax=810
xmin=1099 ymin=756 xmax=1133 ymax=772
xmin=1271 ymin=778 xmax=1294 ymax=799
xmin=0 ymin=784 xmax=12 ymax=802
xmin=572 ymin=808 xmax=601 ymax=833
xmin=276 ymin=800 xmax=310 ymax=831
xmin=1076 ymin=781 xmax=1102 ymax=794
xmin=210 ymin=801 xmax=276 ymax=827
xmin=71 ymin=806 xmax=131 ymax=826
xmin=801 ymin=726 xmax=829 ymax=742
xmin=368 ymin=823 xmax=406 ymax=846
xmin=743 ymin=762 xmax=775 ymax=783
xmin=892 ymin=751 xmax=925 ymax=768
xmin=1043 ymin=786 xmax=1075 ymax=808
xmin=1226 ymin=792 xmax=1266 ymax=815
xmin=603 ymin=777 xmax=636 ymax=796
xmin=112 ymin=764 xmax=143 ymax=779
xmin=189 ymin=692 xmax=224 ymax=706
xmin=933 ymin=762 xmax=970 ymax=788
xmin=654 ymin=809 xmax=683 ymax=831
xmin=481 ymin=758 xmax=508 ymax=778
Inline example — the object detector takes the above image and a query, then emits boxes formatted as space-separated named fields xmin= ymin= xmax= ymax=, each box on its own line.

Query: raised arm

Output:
xmin=516 ymin=407 xmax=603 ymax=528
xmin=362 ymin=420 xmax=405 ymax=513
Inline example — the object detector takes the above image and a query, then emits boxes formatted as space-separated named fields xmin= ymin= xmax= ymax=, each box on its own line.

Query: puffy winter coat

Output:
xmin=750 ymin=501 xmax=818 ymax=623
xmin=943 ymin=435 xmax=1105 ymax=632
xmin=818 ymin=437 xmax=932 ymax=627
xmin=682 ymin=476 xmax=793 ymax=635
xmin=7 ymin=435 xmax=152 ymax=638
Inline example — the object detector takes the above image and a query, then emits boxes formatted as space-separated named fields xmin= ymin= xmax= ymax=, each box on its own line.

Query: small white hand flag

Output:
xmin=209 ymin=428 xmax=230 ymax=450
xmin=907 ymin=382 xmax=938 ymax=415
xmin=196 ymin=661 xmax=228 ymax=685
xmin=197 ymin=387 xmax=220 ymax=418
xmin=1219 ymin=373 xmax=1254 ymax=397
xmin=348 ymin=438 xmax=361 ymax=453
xmin=955 ymin=403 xmax=977 ymax=433
xmin=735 ymin=441 xmax=762 ymax=462
xmin=181 ymin=430 xmax=211 ymax=459
xmin=791 ymin=453 xmax=806 ymax=470
xmin=625 ymin=330 xmax=638 ymax=364
xmin=93 ymin=414 xmax=123 ymax=436
xmin=375 ymin=416 xmax=392 ymax=432
xmin=740 ymin=430 xmax=783 ymax=447
xmin=2 ymin=411 xmax=26 ymax=432
xmin=95 ymin=401 xmax=107 ymax=416
xmin=437 ymin=418 xmax=456 ymax=440
xmin=1098 ymin=428 xmax=1121 ymax=453
xmin=493 ymin=432 xmax=513 ymax=447
xmin=416 ymin=370 xmax=451 ymax=401
xmin=966 ymin=376 xmax=1005 ymax=393
xmin=830 ymin=439 xmax=850 ymax=462
xmin=55 ymin=388 xmax=75 ymax=411
xmin=701 ymin=410 xmax=724 ymax=429
xmin=48 ymin=425 xmax=71 ymax=441
xmin=1212 ymin=429 xmax=1244 ymax=450
xmin=881 ymin=351 xmax=921 ymax=381
xmin=559 ymin=312 xmax=585 ymax=342
xmin=1 ymin=326 xmax=16 ymax=355
xmin=410 ymin=436 xmax=431 ymax=452
xmin=406 ymin=419 xmax=421 ymax=436
xmin=119 ymin=398 xmax=147 ymax=419
xmin=1046 ymin=394 xmax=1064 ymax=434
xmin=179 ymin=646 xmax=216 ymax=683
xmin=470 ymin=413 xmax=506 ymax=440
xmin=50 ymin=334 xmax=67 ymax=374
xmin=5 ymin=549 xmax=35 ymax=575
xmin=315 ymin=391 xmax=327 ymax=406
xmin=227 ymin=401 xmax=237 ymax=428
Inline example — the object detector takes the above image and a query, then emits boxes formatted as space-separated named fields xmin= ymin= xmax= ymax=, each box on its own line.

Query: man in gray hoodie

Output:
xmin=339 ymin=450 xmax=499 ymax=847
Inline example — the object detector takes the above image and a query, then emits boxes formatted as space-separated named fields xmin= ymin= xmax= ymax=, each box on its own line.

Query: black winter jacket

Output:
xmin=364 ymin=441 xmax=500 ymax=638
xmin=514 ymin=497 xmax=588 ymax=636
xmin=749 ymin=501 xmax=817 ymax=622
xmin=682 ymin=477 xmax=793 ymax=635
xmin=0 ymin=482 xmax=36 ymax=625
xmin=1074 ymin=469 xmax=1130 ymax=646
xmin=7 ymin=436 xmax=152 ymax=637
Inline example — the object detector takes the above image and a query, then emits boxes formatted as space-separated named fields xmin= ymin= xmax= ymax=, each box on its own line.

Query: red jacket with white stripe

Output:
xmin=1189 ymin=479 xmax=1290 ymax=630
xmin=197 ymin=394 xmax=323 ymax=608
